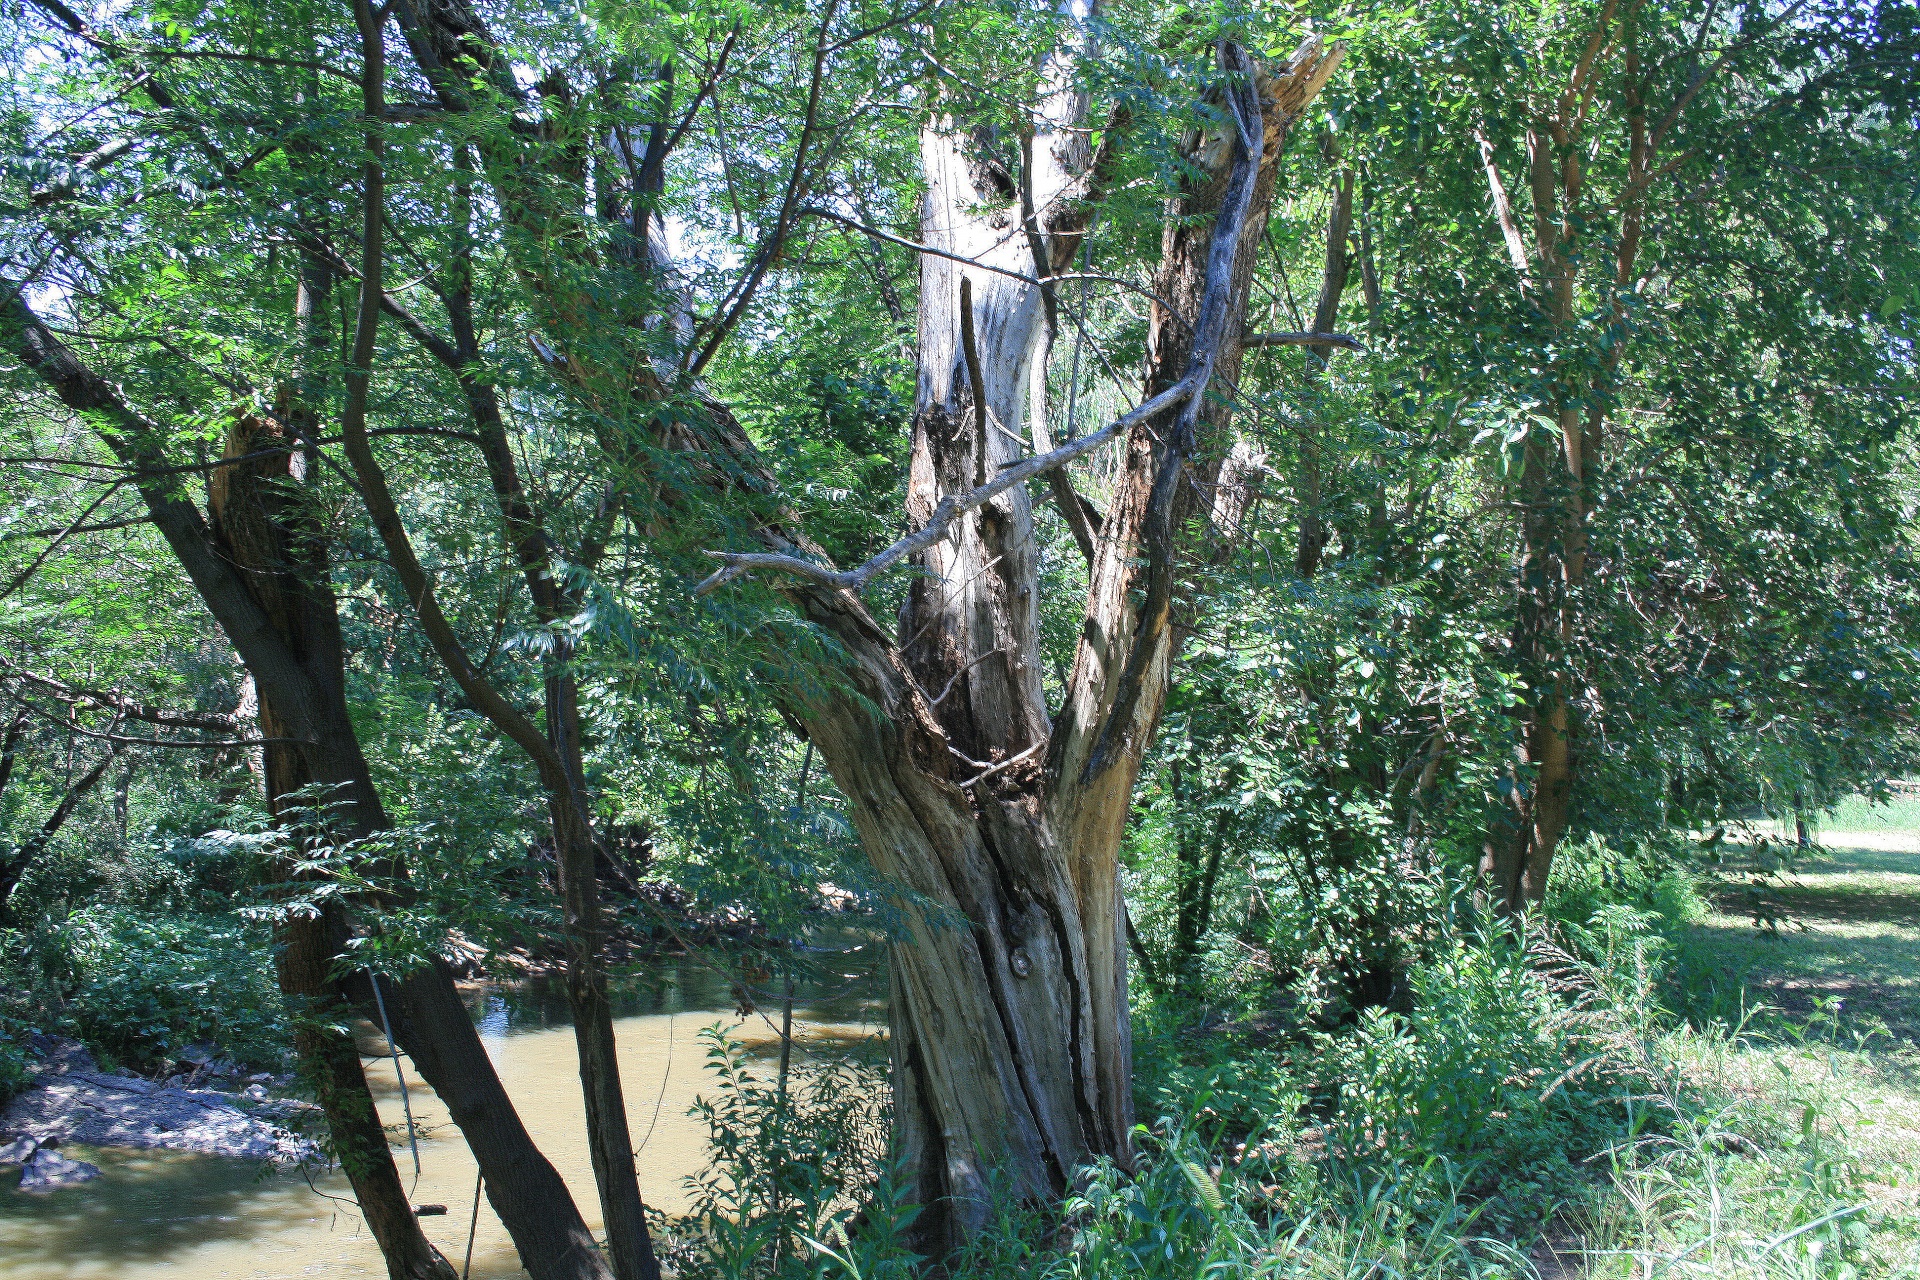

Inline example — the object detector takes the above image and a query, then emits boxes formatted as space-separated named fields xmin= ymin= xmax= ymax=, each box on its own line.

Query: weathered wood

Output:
xmin=735 ymin=36 xmax=1342 ymax=1248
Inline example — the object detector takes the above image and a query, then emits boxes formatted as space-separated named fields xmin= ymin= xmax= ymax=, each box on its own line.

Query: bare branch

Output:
xmin=1475 ymin=127 xmax=1533 ymax=287
xmin=684 ymin=0 xmax=841 ymax=379
xmin=0 ymin=514 xmax=149 ymax=540
xmin=929 ymin=648 xmax=1005 ymax=706
xmin=1242 ymin=330 xmax=1364 ymax=350
xmin=802 ymin=205 xmax=1187 ymax=328
xmin=1 ymin=659 xmax=241 ymax=731
xmin=957 ymin=740 xmax=1044 ymax=788
xmin=0 ymin=478 xmax=126 ymax=600
xmin=694 ymin=372 xmax=1204 ymax=596
xmin=0 ymin=689 xmax=289 ymax=747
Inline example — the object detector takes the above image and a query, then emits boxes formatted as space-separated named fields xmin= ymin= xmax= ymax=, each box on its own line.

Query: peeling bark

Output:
xmin=781 ymin=38 xmax=1342 ymax=1247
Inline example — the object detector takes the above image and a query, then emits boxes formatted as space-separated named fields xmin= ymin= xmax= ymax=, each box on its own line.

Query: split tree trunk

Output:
xmin=383 ymin=0 xmax=1337 ymax=1245
xmin=770 ymin=40 xmax=1342 ymax=1248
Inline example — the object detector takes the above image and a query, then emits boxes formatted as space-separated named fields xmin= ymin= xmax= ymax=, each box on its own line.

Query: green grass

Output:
xmin=1684 ymin=831 xmax=1920 ymax=1049
xmin=1811 ymin=793 xmax=1920 ymax=836
xmin=1653 ymin=825 xmax=1920 ymax=1275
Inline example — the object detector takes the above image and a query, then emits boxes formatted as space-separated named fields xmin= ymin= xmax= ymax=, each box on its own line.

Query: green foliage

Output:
xmin=0 ymin=1003 xmax=35 ymax=1103
xmin=1312 ymin=932 xmax=1626 ymax=1231
xmin=929 ymin=911 xmax=1907 ymax=1279
xmin=12 ymin=903 xmax=286 ymax=1072
xmin=1 ymin=0 xmax=1916 ymax=1273
xmin=1546 ymin=833 xmax=1709 ymax=942
xmin=667 ymin=1025 xmax=896 ymax=1280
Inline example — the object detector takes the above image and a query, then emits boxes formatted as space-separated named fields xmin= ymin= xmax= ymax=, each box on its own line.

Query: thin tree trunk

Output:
xmin=0 ymin=741 xmax=120 ymax=913
xmin=3 ymin=275 xmax=616 ymax=1280
xmin=331 ymin=122 xmax=660 ymax=1280
xmin=545 ymin=667 xmax=656 ymax=1280
xmin=1294 ymin=156 xmax=1353 ymax=578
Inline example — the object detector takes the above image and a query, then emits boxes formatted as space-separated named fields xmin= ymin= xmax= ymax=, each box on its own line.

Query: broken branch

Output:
xmin=1241 ymin=331 xmax=1364 ymax=350
xmin=693 ymin=372 xmax=1204 ymax=597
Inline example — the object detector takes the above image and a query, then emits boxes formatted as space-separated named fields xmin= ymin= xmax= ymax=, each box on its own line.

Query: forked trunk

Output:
xmin=385 ymin=0 xmax=1338 ymax=1245
xmin=775 ymin=39 xmax=1341 ymax=1248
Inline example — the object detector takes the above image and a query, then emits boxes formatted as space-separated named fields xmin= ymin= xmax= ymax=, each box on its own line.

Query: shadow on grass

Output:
xmin=1675 ymin=833 xmax=1920 ymax=1066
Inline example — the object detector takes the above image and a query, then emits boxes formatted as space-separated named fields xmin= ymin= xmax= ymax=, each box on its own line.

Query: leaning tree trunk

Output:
xmin=207 ymin=346 xmax=454 ymax=1279
xmin=0 ymin=287 xmax=618 ymax=1280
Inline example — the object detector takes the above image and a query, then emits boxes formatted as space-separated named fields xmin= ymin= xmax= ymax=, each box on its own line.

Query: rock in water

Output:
xmin=3 ymin=1037 xmax=316 ymax=1163
xmin=0 ymin=1135 xmax=37 ymax=1165
xmin=17 ymin=1148 xmax=101 ymax=1191
xmin=3 ymin=1073 xmax=316 ymax=1162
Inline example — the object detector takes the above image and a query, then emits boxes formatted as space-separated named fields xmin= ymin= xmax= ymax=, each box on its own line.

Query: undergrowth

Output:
xmin=665 ymin=835 xmax=1917 ymax=1279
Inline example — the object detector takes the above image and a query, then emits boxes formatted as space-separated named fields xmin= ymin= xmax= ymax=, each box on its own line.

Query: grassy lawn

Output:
xmin=1658 ymin=814 xmax=1920 ymax=1267
xmin=1683 ymin=833 xmax=1920 ymax=1049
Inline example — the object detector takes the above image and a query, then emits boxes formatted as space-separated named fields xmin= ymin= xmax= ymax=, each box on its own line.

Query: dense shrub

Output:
xmin=17 ymin=904 xmax=286 ymax=1072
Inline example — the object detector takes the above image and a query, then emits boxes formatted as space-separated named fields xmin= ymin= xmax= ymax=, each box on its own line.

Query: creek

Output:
xmin=0 ymin=947 xmax=886 ymax=1279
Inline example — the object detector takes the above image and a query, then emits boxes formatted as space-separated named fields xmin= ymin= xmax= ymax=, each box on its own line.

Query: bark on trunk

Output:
xmin=791 ymin=40 xmax=1342 ymax=1248
xmin=208 ymin=402 xmax=453 ymax=1280
xmin=384 ymin=0 xmax=1337 ymax=1246
xmin=1 ymin=284 xmax=616 ymax=1280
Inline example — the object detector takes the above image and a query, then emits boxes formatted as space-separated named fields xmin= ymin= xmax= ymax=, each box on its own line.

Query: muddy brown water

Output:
xmin=0 ymin=951 xmax=886 ymax=1278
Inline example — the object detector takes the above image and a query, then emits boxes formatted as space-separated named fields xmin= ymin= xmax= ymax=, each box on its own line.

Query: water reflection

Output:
xmin=0 ymin=943 xmax=886 ymax=1279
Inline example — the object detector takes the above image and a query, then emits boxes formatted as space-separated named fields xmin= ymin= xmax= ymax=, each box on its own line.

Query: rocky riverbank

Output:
xmin=1 ymin=1035 xmax=317 ymax=1188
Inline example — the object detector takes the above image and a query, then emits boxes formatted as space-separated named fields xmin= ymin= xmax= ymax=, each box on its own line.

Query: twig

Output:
xmin=929 ymin=649 xmax=1004 ymax=706
xmin=800 ymin=206 xmax=1187 ymax=330
xmin=0 ymin=477 xmax=125 ymax=599
xmin=1241 ymin=331 xmax=1363 ymax=350
xmin=957 ymin=740 xmax=1044 ymax=788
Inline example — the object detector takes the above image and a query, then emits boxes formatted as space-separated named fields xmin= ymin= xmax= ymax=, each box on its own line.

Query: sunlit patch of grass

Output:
xmin=1683 ymin=834 xmax=1920 ymax=1047
xmin=1811 ymin=794 xmax=1920 ymax=835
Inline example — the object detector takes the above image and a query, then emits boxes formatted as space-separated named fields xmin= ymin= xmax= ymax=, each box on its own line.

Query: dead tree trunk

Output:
xmin=712 ymin=39 xmax=1341 ymax=1247
xmin=385 ymin=0 xmax=1335 ymax=1244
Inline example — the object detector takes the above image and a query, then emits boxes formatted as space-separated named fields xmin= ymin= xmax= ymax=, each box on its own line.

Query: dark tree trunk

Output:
xmin=0 ymin=741 xmax=120 ymax=914
xmin=1 ymin=284 xmax=617 ymax=1280
xmin=206 ymin=286 xmax=454 ymax=1278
